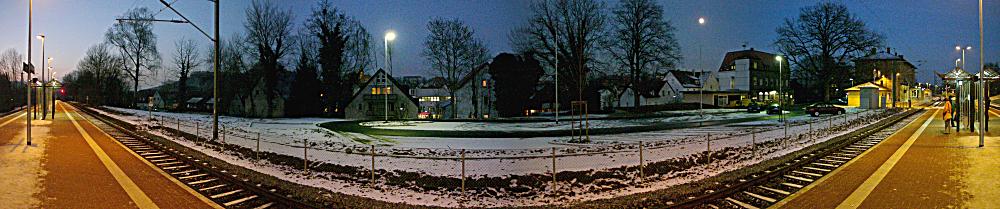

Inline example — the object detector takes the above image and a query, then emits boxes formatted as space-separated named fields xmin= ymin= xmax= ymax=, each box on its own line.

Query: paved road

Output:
xmin=775 ymin=106 xmax=1000 ymax=209
xmin=0 ymin=102 xmax=221 ymax=209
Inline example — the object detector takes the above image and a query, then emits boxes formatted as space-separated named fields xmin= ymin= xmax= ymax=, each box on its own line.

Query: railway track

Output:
xmin=670 ymin=108 xmax=923 ymax=209
xmin=73 ymin=104 xmax=316 ymax=209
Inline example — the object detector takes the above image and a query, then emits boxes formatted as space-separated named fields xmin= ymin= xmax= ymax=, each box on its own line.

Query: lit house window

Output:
xmin=482 ymin=80 xmax=488 ymax=87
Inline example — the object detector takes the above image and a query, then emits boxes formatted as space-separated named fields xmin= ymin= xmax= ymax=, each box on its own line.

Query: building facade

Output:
xmin=345 ymin=69 xmax=419 ymax=120
xmin=716 ymin=48 xmax=789 ymax=105
xmin=448 ymin=64 xmax=496 ymax=119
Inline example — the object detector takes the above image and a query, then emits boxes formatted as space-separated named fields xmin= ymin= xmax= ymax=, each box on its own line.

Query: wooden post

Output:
xmin=256 ymin=132 xmax=261 ymax=162
xmin=371 ymin=145 xmax=376 ymax=185
xmin=461 ymin=149 xmax=466 ymax=197
xmin=751 ymin=128 xmax=756 ymax=156
xmin=551 ymin=147 xmax=556 ymax=192
xmin=176 ymin=118 xmax=180 ymax=138
xmin=706 ymin=134 xmax=712 ymax=163
xmin=638 ymin=141 xmax=644 ymax=181
xmin=303 ymin=139 xmax=309 ymax=174
xmin=195 ymin=122 xmax=200 ymax=144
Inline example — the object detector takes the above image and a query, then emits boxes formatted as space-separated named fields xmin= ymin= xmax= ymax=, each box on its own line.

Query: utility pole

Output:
xmin=978 ymin=0 xmax=985 ymax=147
xmin=213 ymin=0 xmax=220 ymax=142
xmin=25 ymin=0 xmax=33 ymax=146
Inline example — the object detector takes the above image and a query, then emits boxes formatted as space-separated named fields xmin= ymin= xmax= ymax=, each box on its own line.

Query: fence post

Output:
xmin=751 ymin=128 xmax=756 ymax=156
xmin=551 ymin=147 xmax=557 ymax=192
xmin=176 ymin=118 xmax=180 ymax=138
xmin=371 ymin=145 xmax=376 ymax=185
xmin=195 ymin=122 xmax=200 ymax=145
xmin=639 ymin=141 xmax=644 ymax=182
xmin=221 ymin=125 xmax=226 ymax=144
xmin=303 ymin=139 xmax=309 ymax=174
xmin=461 ymin=149 xmax=466 ymax=197
xmin=809 ymin=121 xmax=813 ymax=141
xmin=256 ymin=132 xmax=261 ymax=162
xmin=706 ymin=134 xmax=712 ymax=164
xmin=829 ymin=116 xmax=833 ymax=128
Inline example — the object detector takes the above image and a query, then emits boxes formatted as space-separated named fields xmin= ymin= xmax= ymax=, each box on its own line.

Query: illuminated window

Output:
xmin=482 ymin=80 xmax=487 ymax=87
xmin=371 ymin=88 xmax=377 ymax=94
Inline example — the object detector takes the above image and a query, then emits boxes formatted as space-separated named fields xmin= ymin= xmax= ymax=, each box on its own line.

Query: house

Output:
xmin=845 ymin=77 xmax=892 ymax=109
xmin=411 ymin=87 xmax=450 ymax=119
xmin=345 ymin=69 xmax=419 ymax=120
xmin=714 ymin=48 xmax=789 ymax=106
xmin=853 ymin=48 xmax=917 ymax=107
xmin=185 ymin=97 xmax=211 ymax=111
xmin=447 ymin=64 xmax=496 ymax=119
xmin=618 ymin=78 xmax=673 ymax=108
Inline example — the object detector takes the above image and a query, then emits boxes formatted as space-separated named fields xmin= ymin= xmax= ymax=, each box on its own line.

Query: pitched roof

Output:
xmin=717 ymin=48 xmax=780 ymax=72
xmin=348 ymin=68 xmax=419 ymax=105
xmin=845 ymin=81 xmax=889 ymax=91
xmin=854 ymin=52 xmax=918 ymax=69
xmin=455 ymin=63 xmax=490 ymax=90
xmin=668 ymin=70 xmax=701 ymax=88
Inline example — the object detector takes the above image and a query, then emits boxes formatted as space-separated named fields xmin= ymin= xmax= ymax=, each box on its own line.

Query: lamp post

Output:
xmin=36 ymin=34 xmax=45 ymax=119
xmin=25 ymin=0 xmax=33 ymax=145
xmin=977 ymin=0 xmax=985 ymax=147
xmin=698 ymin=17 xmax=706 ymax=118
xmin=384 ymin=31 xmax=396 ymax=122
xmin=956 ymin=45 xmax=971 ymax=71
xmin=46 ymin=57 xmax=53 ymax=119
xmin=776 ymin=55 xmax=784 ymax=125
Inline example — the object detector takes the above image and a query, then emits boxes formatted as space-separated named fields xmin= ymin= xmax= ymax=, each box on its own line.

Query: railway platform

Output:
xmin=774 ymin=107 xmax=1000 ymax=209
xmin=0 ymin=102 xmax=220 ymax=209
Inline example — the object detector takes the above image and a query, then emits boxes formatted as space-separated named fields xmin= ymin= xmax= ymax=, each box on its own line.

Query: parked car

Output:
xmin=747 ymin=103 xmax=764 ymax=113
xmin=805 ymin=103 xmax=846 ymax=116
xmin=766 ymin=104 xmax=782 ymax=115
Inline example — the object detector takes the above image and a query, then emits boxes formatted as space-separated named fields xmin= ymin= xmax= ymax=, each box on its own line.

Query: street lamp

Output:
xmin=697 ymin=17 xmax=706 ymax=118
xmin=25 ymin=0 xmax=33 ymax=145
xmin=956 ymin=45 xmax=971 ymax=70
xmin=36 ymin=34 xmax=46 ymax=120
xmin=384 ymin=31 xmax=396 ymax=122
xmin=776 ymin=55 xmax=786 ymax=135
xmin=977 ymin=0 xmax=985 ymax=147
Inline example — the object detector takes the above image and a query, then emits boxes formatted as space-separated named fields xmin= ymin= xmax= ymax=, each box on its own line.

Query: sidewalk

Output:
xmin=775 ymin=108 xmax=1000 ymax=208
xmin=0 ymin=102 xmax=218 ymax=208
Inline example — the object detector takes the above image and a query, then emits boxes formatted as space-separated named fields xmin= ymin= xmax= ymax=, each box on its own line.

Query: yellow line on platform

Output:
xmin=61 ymin=103 xmax=160 ymax=209
xmin=64 ymin=104 xmax=224 ymax=209
xmin=772 ymin=110 xmax=930 ymax=208
xmin=836 ymin=109 xmax=938 ymax=209
xmin=0 ymin=113 xmax=25 ymax=127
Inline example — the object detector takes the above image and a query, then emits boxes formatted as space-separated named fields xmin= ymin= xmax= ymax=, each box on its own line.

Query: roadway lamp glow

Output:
xmin=385 ymin=31 xmax=397 ymax=41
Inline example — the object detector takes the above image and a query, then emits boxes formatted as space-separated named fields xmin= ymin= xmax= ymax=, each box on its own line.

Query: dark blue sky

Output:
xmin=1 ymin=0 xmax=997 ymax=88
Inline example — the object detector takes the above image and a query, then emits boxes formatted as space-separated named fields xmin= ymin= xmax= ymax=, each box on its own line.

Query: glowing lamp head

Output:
xmin=698 ymin=17 xmax=705 ymax=25
xmin=775 ymin=55 xmax=782 ymax=62
xmin=36 ymin=34 xmax=45 ymax=40
xmin=385 ymin=31 xmax=397 ymax=41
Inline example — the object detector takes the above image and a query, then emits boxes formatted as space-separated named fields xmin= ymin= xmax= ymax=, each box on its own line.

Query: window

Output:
xmin=482 ymin=80 xmax=488 ymax=87
xmin=752 ymin=62 xmax=758 ymax=69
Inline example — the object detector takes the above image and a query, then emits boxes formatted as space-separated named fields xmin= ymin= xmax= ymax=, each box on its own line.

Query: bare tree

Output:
xmin=245 ymin=0 xmax=294 ymax=117
xmin=106 ymin=7 xmax=161 ymax=106
xmin=306 ymin=0 xmax=374 ymax=116
xmin=775 ymin=2 xmax=882 ymax=101
xmin=512 ymin=0 xmax=607 ymax=105
xmin=1 ymin=49 xmax=23 ymax=85
xmin=172 ymin=38 xmax=202 ymax=110
xmin=608 ymin=0 xmax=681 ymax=106
xmin=423 ymin=17 xmax=490 ymax=118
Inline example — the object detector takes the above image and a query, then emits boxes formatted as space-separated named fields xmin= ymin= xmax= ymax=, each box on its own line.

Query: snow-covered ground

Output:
xmin=368 ymin=109 xmax=749 ymax=131
xmin=92 ymin=105 xmax=899 ymax=207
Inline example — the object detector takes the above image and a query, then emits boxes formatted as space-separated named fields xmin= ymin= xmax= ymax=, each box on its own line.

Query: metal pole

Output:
xmin=212 ymin=0 xmax=220 ymax=142
xmin=638 ymin=141 xmax=644 ymax=181
xmin=383 ymin=38 xmax=389 ymax=121
xmin=551 ymin=147 xmax=556 ymax=191
xmin=555 ymin=28 xmax=559 ymax=124
xmin=40 ymin=37 xmax=45 ymax=120
xmin=461 ymin=149 xmax=466 ymax=197
xmin=25 ymin=0 xmax=32 ymax=146
xmin=303 ymin=139 xmax=308 ymax=173
xmin=706 ymin=133 xmax=711 ymax=163
xmin=979 ymin=0 xmax=985 ymax=147
xmin=256 ymin=132 xmax=261 ymax=161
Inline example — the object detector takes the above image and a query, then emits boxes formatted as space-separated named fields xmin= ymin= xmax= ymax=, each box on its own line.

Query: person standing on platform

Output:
xmin=944 ymin=97 xmax=953 ymax=134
